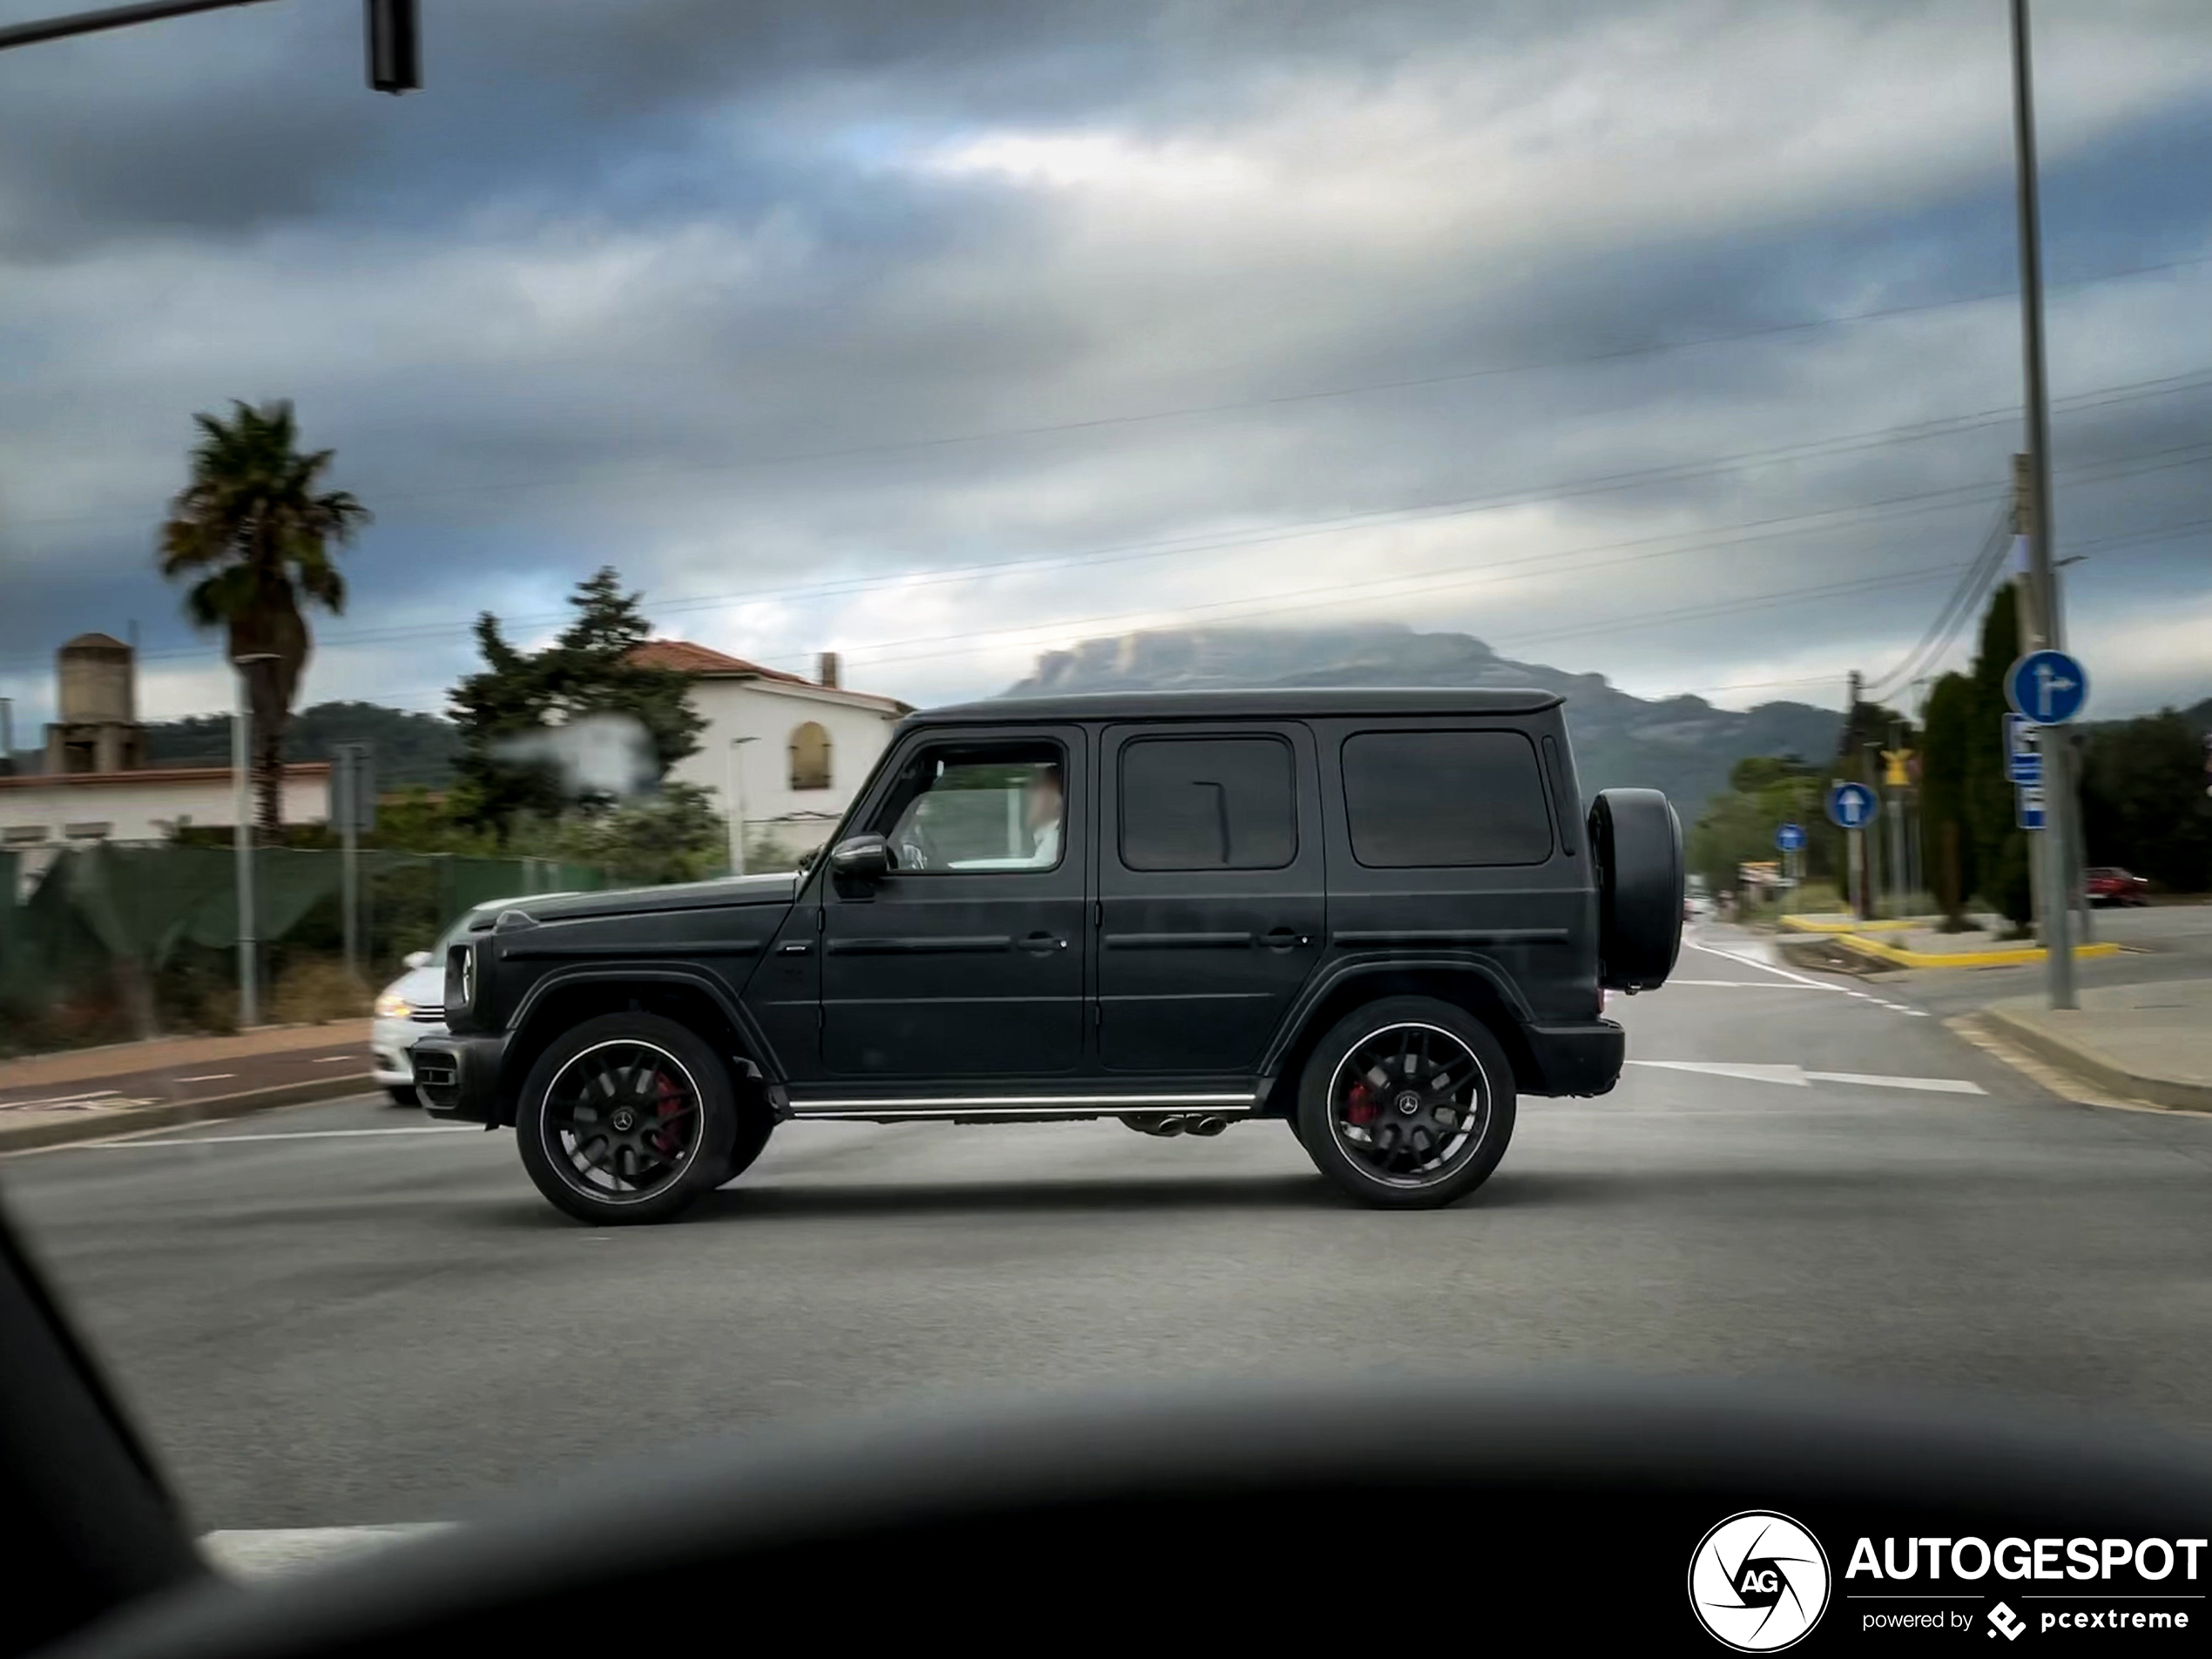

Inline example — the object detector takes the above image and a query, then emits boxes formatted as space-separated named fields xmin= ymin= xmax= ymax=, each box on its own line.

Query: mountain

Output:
xmin=1002 ymin=624 xmax=1844 ymax=811
xmin=140 ymin=700 xmax=462 ymax=789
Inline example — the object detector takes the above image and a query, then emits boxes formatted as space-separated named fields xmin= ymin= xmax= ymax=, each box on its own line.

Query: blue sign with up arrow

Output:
xmin=1776 ymin=822 xmax=1806 ymax=853
xmin=1826 ymin=782 xmax=1877 ymax=831
xmin=2006 ymin=649 xmax=2088 ymax=725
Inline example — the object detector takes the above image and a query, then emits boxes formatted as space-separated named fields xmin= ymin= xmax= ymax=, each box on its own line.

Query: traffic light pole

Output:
xmin=0 ymin=0 xmax=278 ymax=51
xmin=0 ymin=0 xmax=419 ymax=94
xmin=2009 ymin=0 xmax=2076 ymax=1010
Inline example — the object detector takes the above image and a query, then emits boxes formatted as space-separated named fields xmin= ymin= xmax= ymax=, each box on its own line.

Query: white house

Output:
xmin=0 ymin=763 xmax=334 ymax=891
xmin=630 ymin=643 xmax=910 ymax=867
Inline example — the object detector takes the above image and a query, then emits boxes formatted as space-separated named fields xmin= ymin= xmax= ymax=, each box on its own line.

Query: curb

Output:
xmin=1832 ymin=932 xmax=2122 ymax=970
xmin=0 ymin=1073 xmax=376 ymax=1154
xmin=1978 ymin=1008 xmax=2212 ymax=1114
xmin=1778 ymin=914 xmax=1929 ymax=934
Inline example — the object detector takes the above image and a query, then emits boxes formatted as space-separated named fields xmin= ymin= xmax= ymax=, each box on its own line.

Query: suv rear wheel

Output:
xmin=1294 ymin=996 xmax=1516 ymax=1210
xmin=516 ymin=1012 xmax=737 ymax=1225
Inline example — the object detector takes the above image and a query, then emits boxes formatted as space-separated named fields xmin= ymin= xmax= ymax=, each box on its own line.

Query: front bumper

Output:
xmin=1522 ymin=1018 xmax=1626 ymax=1097
xmin=370 ymin=1015 xmax=445 ymax=1085
xmin=410 ymin=1032 xmax=509 ymax=1123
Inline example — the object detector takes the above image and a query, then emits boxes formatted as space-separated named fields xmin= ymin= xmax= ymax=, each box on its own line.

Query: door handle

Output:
xmin=1263 ymin=927 xmax=1307 ymax=952
xmin=1021 ymin=932 xmax=1068 ymax=954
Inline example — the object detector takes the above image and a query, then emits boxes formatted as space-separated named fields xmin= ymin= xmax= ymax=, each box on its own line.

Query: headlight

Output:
xmin=374 ymin=992 xmax=412 ymax=1019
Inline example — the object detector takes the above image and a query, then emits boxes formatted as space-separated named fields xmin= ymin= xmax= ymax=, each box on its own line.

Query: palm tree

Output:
xmin=158 ymin=401 xmax=370 ymax=838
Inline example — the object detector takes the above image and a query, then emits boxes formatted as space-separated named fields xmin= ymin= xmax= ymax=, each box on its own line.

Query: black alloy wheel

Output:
xmin=517 ymin=1013 xmax=736 ymax=1224
xmin=1294 ymin=996 xmax=1517 ymax=1210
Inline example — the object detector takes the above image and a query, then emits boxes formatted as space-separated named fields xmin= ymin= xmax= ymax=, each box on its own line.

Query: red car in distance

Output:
xmin=2085 ymin=867 xmax=2150 ymax=907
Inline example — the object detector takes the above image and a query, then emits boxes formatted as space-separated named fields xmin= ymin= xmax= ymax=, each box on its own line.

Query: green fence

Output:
xmin=0 ymin=844 xmax=610 ymax=1055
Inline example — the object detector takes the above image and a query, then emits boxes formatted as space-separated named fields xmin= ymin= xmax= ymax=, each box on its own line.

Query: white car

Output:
xmin=373 ymin=899 xmax=555 ymax=1105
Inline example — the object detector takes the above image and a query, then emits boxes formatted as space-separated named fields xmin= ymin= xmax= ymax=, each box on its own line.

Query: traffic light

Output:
xmin=366 ymin=0 xmax=420 ymax=94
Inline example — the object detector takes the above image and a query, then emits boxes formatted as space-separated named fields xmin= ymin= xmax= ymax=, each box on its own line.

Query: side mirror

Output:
xmin=828 ymin=833 xmax=892 ymax=882
xmin=403 ymin=950 xmax=434 ymax=970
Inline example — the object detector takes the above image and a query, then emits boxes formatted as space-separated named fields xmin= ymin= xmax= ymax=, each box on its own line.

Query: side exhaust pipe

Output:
xmin=1186 ymin=1116 xmax=1229 ymax=1137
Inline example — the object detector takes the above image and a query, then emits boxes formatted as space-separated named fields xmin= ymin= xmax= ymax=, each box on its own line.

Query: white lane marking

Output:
xmin=1631 ymin=1060 xmax=1809 ymax=1085
xmin=1628 ymin=1059 xmax=1985 ymax=1096
xmin=201 ymin=1524 xmax=455 ymax=1579
xmin=1681 ymin=938 xmax=1929 ymax=1016
xmin=313 ymin=1055 xmax=361 ymax=1064
xmin=173 ymin=1074 xmax=236 ymax=1083
xmin=1664 ymin=979 xmax=1826 ymax=989
xmin=88 ymin=1126 xmax=481 ymax=1148
xmin=0 ymin=1089 xmax=123 ymax=1107
xmin=1807 ymin=1069 xmax=1986 ymax=1096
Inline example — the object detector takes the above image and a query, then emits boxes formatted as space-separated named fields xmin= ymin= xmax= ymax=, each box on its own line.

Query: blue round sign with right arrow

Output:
xmin=1826 ymin=782 xmax=1877 ymax=831
xmin=2006 ymin=649 xmax=2088 ymax=725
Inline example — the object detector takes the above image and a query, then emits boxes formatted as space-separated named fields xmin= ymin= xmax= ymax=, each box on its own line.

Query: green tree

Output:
xmin=548 ymin=782 xmax=725 ymax=886
xmin=157 ymin=400 xmax=370 ymax=837
xmin=1917 ymin=671 xmax=1978 ymax=925
xmin=1963 ymin=584 xmax=2032 ymax=927
xmin=448 ymin=567 xmax=705 ymax=840
xmin=1687 ymin=754 xmax=1828 ymax=897
xmin=2080 ymin=712 xmax=2212 ymax=892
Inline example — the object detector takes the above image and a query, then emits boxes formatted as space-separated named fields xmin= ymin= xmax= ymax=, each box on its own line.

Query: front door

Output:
xmin=1095 ymin=722 xmax=1325 ymax=1073
xmin=819 ymin=726 xmax=1088 ymax=1079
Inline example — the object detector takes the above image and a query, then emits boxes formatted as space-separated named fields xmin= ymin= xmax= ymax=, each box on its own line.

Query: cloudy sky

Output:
xmin=0 ymin=0 xmax=2206 ymax=735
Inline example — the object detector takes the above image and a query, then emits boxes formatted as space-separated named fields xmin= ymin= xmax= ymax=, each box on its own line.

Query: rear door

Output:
xmin=1094 ymin=721 xmax=1324 ymax=1074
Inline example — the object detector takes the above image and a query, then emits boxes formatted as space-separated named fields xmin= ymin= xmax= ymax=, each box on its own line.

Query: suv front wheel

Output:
xmin=1294 ymin=997 xmax=1517 ymax=1210
xmin=516 ymin=1012 xmax=738 ymax=1225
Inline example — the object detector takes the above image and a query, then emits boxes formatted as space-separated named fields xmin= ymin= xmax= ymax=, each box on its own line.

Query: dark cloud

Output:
xmin=0 ymin=0 xmax=2206 ymax=729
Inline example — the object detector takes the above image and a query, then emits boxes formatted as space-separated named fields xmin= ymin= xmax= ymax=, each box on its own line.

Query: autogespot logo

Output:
xmin=1689 ymin=1511 xmax=1832 ymax=1652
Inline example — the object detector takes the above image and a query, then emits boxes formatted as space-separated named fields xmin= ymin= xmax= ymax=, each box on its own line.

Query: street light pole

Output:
xmin=2008 ymin=0 xmax=2076 ymax=1010
xmin=725 ymin=736 xmax=758 ymax=876
xmin=231 ymin=653 xmax=275 ymax=1028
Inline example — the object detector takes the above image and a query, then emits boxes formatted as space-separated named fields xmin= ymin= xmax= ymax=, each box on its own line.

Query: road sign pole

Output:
xmin=2009 ymin=0 xmax=2074 ymax=1010
xmin=341 ymin=754 xmax=359 ymax=982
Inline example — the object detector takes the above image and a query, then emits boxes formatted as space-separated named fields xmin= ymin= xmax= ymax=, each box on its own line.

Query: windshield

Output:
xmin=0 ymin=0 xmax=2207 ymax=1604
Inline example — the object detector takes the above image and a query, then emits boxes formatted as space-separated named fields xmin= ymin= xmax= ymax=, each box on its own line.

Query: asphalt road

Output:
xmin=7 ymin=924 xmax=2212 ymax=1536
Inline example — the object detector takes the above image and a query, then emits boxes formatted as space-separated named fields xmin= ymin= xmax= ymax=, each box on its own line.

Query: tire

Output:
xmin=385 ymin=1085 xmax=421 ymax=1108
xmin=515 ymin=1012 xmax=737 ymax=1226
xmin=711 ymin=1100 xmax=776 ymax=1187
xmin=1293 ymin=996 xmax=1517 ymax=1211
xmin=1588 ymin=787 xmax=1684 ymax=991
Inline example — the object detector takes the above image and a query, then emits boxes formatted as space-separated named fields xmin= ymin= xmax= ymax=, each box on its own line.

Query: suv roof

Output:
xmin=908 ymin=687 xmax=1564 ymax=727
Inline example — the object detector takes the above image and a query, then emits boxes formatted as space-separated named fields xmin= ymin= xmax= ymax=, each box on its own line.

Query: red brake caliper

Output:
xmin=650 ymin=1070 xmax=686 ymax=1154
xmin=1345 ymin=1081 xmax=1379 ymax=1126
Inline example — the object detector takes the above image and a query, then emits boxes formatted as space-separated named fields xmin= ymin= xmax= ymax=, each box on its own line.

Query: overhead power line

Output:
xmin=1861 ymin=505 xmax=2015 ymax=696
xmin=22 ymin=361 xmax=2203 ymax=676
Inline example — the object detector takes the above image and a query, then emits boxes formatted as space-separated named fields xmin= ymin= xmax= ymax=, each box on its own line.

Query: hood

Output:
xmin=498 ymin=870 xmax=801 ymax=926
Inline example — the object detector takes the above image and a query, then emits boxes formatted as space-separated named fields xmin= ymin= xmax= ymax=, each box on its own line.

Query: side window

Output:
xmin=873 ymin=742 xmax=1065 ymax=873
xmin=790 ymin=721 xmax=833 ymax=791
xmin=1341 ymin=730 xmax=1553 ymax=867
xmin=1119 ymin=736 xmax=1295 ymax=872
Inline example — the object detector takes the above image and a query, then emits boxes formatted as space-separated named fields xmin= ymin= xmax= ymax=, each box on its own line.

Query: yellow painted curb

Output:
xmin=1831 ymin=932 xmax=2123 ymax=970
xmin=1779 ymin=914 xmax=1930 ymax=934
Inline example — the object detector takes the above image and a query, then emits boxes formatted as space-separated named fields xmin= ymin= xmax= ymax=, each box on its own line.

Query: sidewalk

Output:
xmin=1981 ymin=982 xmax=2212 ymax=1112
xmin=0 ymin=1021 xmax=376 ymax=1153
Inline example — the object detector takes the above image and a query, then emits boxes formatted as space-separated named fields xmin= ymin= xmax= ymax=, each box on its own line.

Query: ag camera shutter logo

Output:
xmin=1689 ymin=1511 xmax=1831 ymax=1651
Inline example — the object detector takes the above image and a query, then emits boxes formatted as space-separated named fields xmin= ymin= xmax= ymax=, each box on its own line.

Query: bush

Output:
xmin=267 ymin=955 xmax=373 ymax=1024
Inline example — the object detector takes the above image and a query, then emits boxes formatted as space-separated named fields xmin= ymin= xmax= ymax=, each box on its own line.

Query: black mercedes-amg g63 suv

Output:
xmin=413 ymin=689 xmax=1682 ymax=1223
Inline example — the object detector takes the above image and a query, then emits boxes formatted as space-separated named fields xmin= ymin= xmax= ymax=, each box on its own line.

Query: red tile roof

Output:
xmin=626 ymin=639 xmax=812 ymax=682
xmin=626 ymin=640 xmax=910 ymax=712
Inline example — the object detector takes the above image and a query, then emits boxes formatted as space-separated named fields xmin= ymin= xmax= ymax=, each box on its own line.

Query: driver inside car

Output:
xmin=1021 ymin=763 xmax=1062 ymax=867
